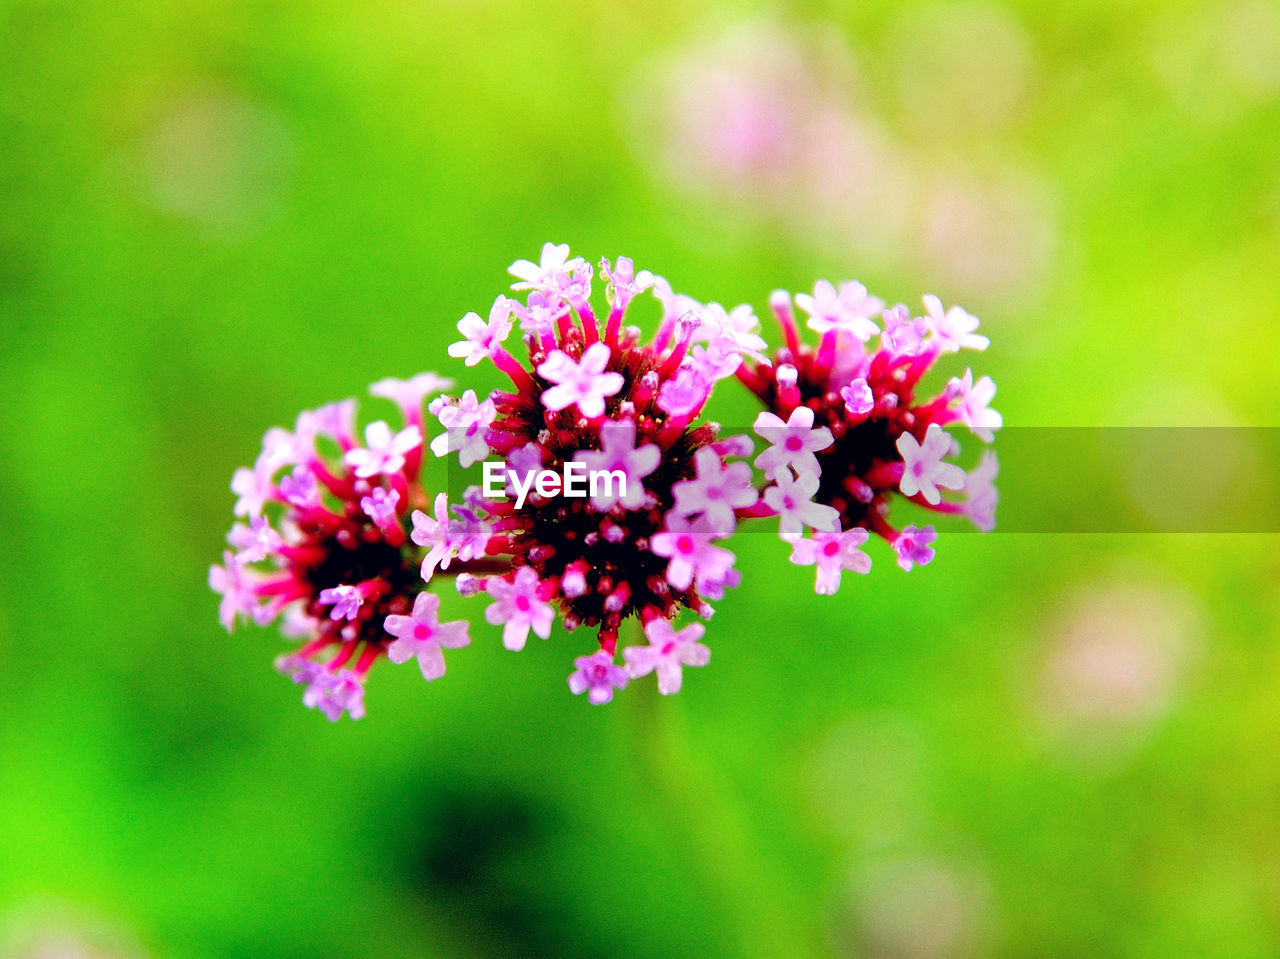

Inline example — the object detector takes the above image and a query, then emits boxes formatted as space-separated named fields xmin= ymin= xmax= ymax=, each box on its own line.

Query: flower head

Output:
xmin=211 ymin=373 xmax=486 ymax=720
xmin=432 ymin=246 xmax=756 ymax=689
xmin=739 ymin=284 xmax=998 ymax=590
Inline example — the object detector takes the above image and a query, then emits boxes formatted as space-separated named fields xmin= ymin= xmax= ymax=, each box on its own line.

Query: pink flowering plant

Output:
xmin=212 ymin=245 xmax=1000 ymax=717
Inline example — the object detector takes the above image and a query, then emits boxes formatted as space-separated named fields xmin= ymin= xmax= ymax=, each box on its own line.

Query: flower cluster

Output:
xmin=212 ymin=246 xmax=999 ymax=717
xmin=428 ymin=243 xmax=765 ymax=701
xmin=739 ymin=281 xmax=1000 ymax=593
xmin=209 ymin=373 xmax=490 ymax=720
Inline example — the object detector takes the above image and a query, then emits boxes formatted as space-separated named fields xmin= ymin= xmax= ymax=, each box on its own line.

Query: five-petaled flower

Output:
xmin=568 ymin=651 xmax=629 ymax=704
xmin=537 ymin=343 xmax=625 ymax=418
xmin=622 ymin=620 xmax=711 ymax=695
xmin=384 ymin=592 xmax=472 ymax=681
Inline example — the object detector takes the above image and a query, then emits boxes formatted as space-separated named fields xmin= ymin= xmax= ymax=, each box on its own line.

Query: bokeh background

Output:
xmin=3 ymin=0 xmax=1280 ymax=956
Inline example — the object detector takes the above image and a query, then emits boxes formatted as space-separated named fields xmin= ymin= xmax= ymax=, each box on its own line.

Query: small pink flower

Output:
xmin=344 ymin=421 xmax=422 ymax=478
xmin=671 ymin=446 xmax=759 ymax=536
xmin=509 ymin=242 xmax=583 ymax=293
xmin=485 ymin=567 xmax=555 ymax=651
xmin=657 ymin=366 xmax=710 ymax=417
xmin=894 ymin=524 xmax=937 ymax=571
xmin=964 ymin=450 xmax=999 ymax=532
xmin=753 ymin=407 xmax=834 ymax=481
xmin=897 ymin=424 xmax=965 ymax=506
xmin=788 ymin=527 xmax=872 ymax=595
xmin=369 ymin=372 xmax=453 ymax=418
xmin=318 ymin=584 xmax=363 ymax=622
xmin=448 ymin=295 xmax=515 ymax=366
xmin=360 ymin=487 xmax=401 ymax=528
xmin=209 ymin=550 xmax=266 ymax=631
xmin=795 ymin=280 xmax=882 ymax=341
xmin=429 ymin=390 xmax=497 ymax=467
xmin=230 ymin=465 xmax=272 ymax=518
xmin=601 ymin=255 xmax=655 ymax=311
xmin=841 ymin=378 xmax=875 ymax=416
xmin=623 ymin=620 xmax=711 ymax=695
xmin=299 ymin=668 xmax=366 ymax=722
xmin=650 ymin=516 xmax=737 ymax=591
xmin=308 ymin=399 xmax=358 ymax=447
xmin=698 ymin=302 xmax=768 ymax=359
xmin=278 ymin=466 xmax=320 ymax=508
xmin=410 ymin=492 xmax=454 ymax=578
xmin=947 ymin=369 xmax=1002 ymax=443
xmin=510 ymin=290 xmax=570 ymax=336
xmin=881 ymin=305 xmax=929 ymax=356
xmin=537 ymin=343 xmax=625 ymax=418
xmin=923 ymin=294 xmax=988 ymax=352
xmin=384 ymin=592 xmax=471 ymax=681
xmin=763 ymin=469 xmax=840 ymax=538
xmin=568 ymin=651 xmax=628 ymax=704
xmin=575 ymin=418 xmax=661 ymax=511
xmin=228 ymin=515 xmax=283 ymax=565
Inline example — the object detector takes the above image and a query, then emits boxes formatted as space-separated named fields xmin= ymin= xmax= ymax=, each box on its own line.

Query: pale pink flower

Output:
xmin=897 ymin=424 xmax=965 ymax=505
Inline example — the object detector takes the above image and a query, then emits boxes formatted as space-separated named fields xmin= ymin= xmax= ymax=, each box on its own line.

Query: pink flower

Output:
xmin=384 ymin=592 xmax=471 ymax=681
xmin=278 ymin=466 xmax=319 ymax=508
xmin=601 ymin=255 xmax=655 ymax=311
xmin=344 ymin=421 xmax=422 ymax=478
xmin=485 ymin=567 xmax=555 ymax=651
xmin=894 ymin=525 xmax=937 ymax=571
xmin=230 ymin=465 xmax=272 ymax=518
xmin=575 ymin=418 xmax=661 ymax=511
xmin=923 ymin=294 xmax=988 ymax=352
xmin=318 ymin=584 xmax=363 ymax=622
xmin=448 ymin=295 xmax=515 ymax=366
xmin=510 ymin=290 xmax=571 ymax=336
xmin=228 ymin=515 xmax=283 ymax=565
xmin=964 ymin=450 xmax=999 ymax=532
xmin=763 ymin=469 xmax=840 ymax=538
xmin=410 ymin=492 xmax=454 ymax=578
xmin=429 ymin=390 xmax=497 ymax=467
xmin=947 ymin=369 xmax=1002 ymax=443
xmin=568 ymin=651 xmax=629 ymax=704
xmin=537 ymin=343 xmax=625 ymax=418
xmin=795 ymin=280 xmax=882 ymax=342
xmin=698 ymin=302 xmax=768 ymax=359
xmin=509 ymin=242 xmax=584 ymax=293
xmin=881 ymin=305 xmax=929 ymax=356
xmin=369 ymin=372 xmax=453 ymax=420
xmin=657 ymin=366 xmax=710 ymax=417
xmin=671 ymin=446 xmax=759 ymax=536
xmin=788 ymin=528 xmax=872 ymax=595
xmin=753 ymin=407 xmax=834 ymax=481
xmin=650 ymin=516 xmax=737 ymax=591
xmin=622 ymin=620 xmax=711 ymax=695
xmin=897 ymin=424 xmax=965 ymax=506
xmin=841 ymin=378 xmax=874 ymax=416
xmin=308 ymin=399 xmax=358 ymax=448
xmin=298 ymin=668 xmax=366 ymax=722
xmin=360 ymin=487 xmax=401 ymax=529
xmin=210 ymin=550 xmax=267 ymax=631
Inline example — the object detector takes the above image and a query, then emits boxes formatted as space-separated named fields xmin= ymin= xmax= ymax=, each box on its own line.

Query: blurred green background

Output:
xmin=3 ymin=0 xmax=1280 ymax=956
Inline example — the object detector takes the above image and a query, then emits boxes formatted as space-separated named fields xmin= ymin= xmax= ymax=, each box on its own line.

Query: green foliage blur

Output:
xmin=3 ymin=0 xmax=1280 ymax=956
